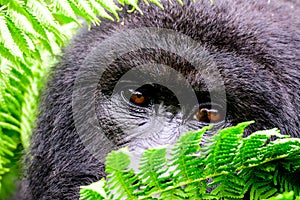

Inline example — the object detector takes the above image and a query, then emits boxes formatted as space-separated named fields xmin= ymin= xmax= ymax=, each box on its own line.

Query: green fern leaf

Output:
xmin=235 ymin=129 xmax=288 ymax=169
xmin=105 ymin=147 xmax=139 ymax=199
xmin=26 ymin=0 xmax=67 ymax=45
xmin=146 ymin=0 xmax=165 ymax=9
xmin=81 ymin=122 xmax=300 ymax=199
xmin=88 ymin=0 xmax=114 ymax=21
xmin=267 ymin=191 xmax=296 ymax=200
xmin=6 ymin=0 xmax=49 ymax=42
xmin=210 ymin=173 xmax=245 ymax=198
xmin=0 ymin=17 xmax=23 ymax=58
xmin=7 ymin=8 xmax=38 ymax=37
xmin=68 ymin=0 xmax=100 ymax=26
xmin=0 ymin=128 xmax=18 ymax=193
xmin=170 ymin=125 xmax=212 ymax=183
xmin=118 ymin=0 xmax=143 ymax=13
xmin=4 ymin=16 xmax=34 ymax=57
xmin=51 ymin=0 xmax=79 ymax=23
xmin=159 ymin=188 xmax=188 ymax=199
xmin=0 ymin=43 xmax=19 ymax=66
xmin=205 ymin=121 xmax=254 ymax=174
xmin=96 ymin=0 xmax=122 ymax=20
xmin=137 ymin=148 xmax=171 ymax=196
xmin=80 ymin=179 xmax=108 ymax=200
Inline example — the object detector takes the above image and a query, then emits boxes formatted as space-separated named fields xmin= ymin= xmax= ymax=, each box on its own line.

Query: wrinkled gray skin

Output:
xmin=22 ymin=0 xmax=299 ymax=199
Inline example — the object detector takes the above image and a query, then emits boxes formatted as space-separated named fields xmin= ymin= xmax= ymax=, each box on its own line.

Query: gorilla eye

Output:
xmin=194 ymin=108 xmax=222 ymax=123
xmin=130 ymin=92 xmax=147 ymax=106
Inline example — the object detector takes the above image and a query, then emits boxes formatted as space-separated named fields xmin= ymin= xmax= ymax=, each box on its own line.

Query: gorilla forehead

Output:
xmin=58 ymin=0 xmax=299 ymax=138
xmin=69 ymin=0 xmax=299 ymax=86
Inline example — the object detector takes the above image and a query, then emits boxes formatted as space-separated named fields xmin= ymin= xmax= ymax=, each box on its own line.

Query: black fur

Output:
xmin=23 ymin=1 xmax=299 ymax=199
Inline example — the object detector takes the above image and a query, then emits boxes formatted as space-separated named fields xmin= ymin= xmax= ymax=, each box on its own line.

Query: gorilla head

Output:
xmin=24 ymin=0 xmax=299 ymax=199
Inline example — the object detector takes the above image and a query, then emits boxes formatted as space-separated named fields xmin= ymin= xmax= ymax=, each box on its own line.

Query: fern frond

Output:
xmin=68 ymin=0 xmax=100 ymax=26
xmin=0 ymin=17 xmax=23 ymax=59
xmin=170 ymin=125 xmax=212 ymax=182
xmin=80 ymin=179 xmax=109 ymax=200
xmin=0 ymin=129 xmax=17 ymax=189
xmin=26 ymin=0 xmax=68 ymax=45
xmin=4 ymin=16 xmax=34 ymax=57
xmin=268 ymin=191 xmax=297 ymax=200
xmin=118 ymin=0 xmax=143 ymax=13
xmin=0 ymin=42 xmax=19 ymax=66
xmin=105 ymin=147 xmax=140 ymax=199
xmin=6 ymin=0 xmax=52 ymax=50
xmin=137 ymin=148 xmax=171 ymax=196
xmin=51 ymin=0 xmax=79 ymax=23
xmin=204 ymin=121 xmax=254 ymax=174
xmin=96 ymin=0 xmax=122 ymax=20
xmin=80 ymin=123 xmax=300 ymax=200
xmin=88 ymin=0 xmax=114 ymax=21
xmin=144 ymin=0 xmax=165 ymax=9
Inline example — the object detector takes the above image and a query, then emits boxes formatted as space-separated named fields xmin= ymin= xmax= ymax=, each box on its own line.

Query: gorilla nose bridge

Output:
xmin=152 ymin=103 xmax=184 ymax=121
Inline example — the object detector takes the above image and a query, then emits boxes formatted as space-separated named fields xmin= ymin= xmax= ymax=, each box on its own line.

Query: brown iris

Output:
xmin=194 ymin=108 xmax=222 ymax=123
xmin=130 ymin=93 xmax=146 ymax=105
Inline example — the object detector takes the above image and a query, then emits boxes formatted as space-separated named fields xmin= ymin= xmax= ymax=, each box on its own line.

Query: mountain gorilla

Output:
xmin=23 ymin=0 xmax=299 ymax=199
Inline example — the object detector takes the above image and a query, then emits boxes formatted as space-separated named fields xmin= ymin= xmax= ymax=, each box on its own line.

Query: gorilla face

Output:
xmin=25 ymin=0 xmax=299 ymax=199
xmin=92 ymin=45 xmax=229 ymax=154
